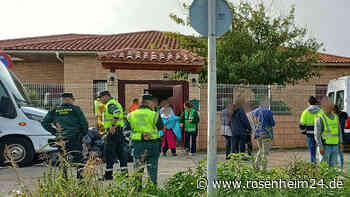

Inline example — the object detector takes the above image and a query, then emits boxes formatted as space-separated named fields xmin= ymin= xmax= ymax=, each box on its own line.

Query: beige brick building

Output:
xmin=1 ymin=31 xmax=350 ymax=150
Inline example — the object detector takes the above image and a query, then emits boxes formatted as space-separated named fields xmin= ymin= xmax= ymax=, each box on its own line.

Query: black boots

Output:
xmin=103 ymin=170 xmax=113 ymax=180
xmin=77 ymin=168 xmax=83 ymax=179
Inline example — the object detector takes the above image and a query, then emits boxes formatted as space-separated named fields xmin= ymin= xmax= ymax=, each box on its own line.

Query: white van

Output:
xmin=0 ymin=59 xmax=55 ymax=167
xmin=327 ymin=76 xmax=350 ymax=143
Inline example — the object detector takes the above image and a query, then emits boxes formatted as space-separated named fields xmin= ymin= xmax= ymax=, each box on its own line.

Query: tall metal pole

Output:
xmin=207 ymin=0 xmax=217 ymax=195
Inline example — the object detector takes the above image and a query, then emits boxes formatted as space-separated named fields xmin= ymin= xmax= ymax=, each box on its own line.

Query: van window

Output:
xmin=0 ymin=82 xmax=16 ymax=118
xmin=328 ymin=92 xmax=335 ymax=103
xmin=336 ymin=90 xmax=345 ymax=110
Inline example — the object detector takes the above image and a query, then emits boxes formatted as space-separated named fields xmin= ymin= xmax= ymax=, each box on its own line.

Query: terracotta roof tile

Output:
xmin=0 ymin=31 xmax=180 ymax=51
xmin=317 ymin=52 xmax=350 ymax=63
xmin=2 ymin=31 xmax=350 ymax=64
xmin=97 ymin=48 xmax=205 ymax=66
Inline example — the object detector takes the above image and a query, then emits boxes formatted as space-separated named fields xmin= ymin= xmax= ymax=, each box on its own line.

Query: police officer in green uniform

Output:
xmin=127 ymin=94 xmax=163 ymax=186
xmin=98 ymin=91 xmax=128 ymax=180
xmin=41 ymin=93 xmax=89 ymax=179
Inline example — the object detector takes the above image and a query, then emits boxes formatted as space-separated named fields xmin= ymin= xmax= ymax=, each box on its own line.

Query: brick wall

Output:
xmin=12 ymin=62 xmax=63 ymax=84
xmin=125 ymin=84 xmax=149 ymax=110
xmin=62 ymin=55 xmax=176 ymax=126
xmin=15 ymin=55 xmax=350 ymax=149
xmin=198 ymin=85 xmax=310 ymax=150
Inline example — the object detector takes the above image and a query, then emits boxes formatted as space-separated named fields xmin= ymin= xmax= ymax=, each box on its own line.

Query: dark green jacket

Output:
xmin=41 ymin=102 xmax=89 ymax=139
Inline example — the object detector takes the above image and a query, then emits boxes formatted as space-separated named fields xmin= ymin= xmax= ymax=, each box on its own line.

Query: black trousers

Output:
xmin=184 ymin=132 xmax=197 ymax=153
xmin=231 ymin=135 xmax=245 ymax=153
xmin=243 ymin=134 xmax=252 ymax=156
xmin=104 ymin=127 xmax=128 ymax=173
xmin=57 ymin=136 xmax=84 ymax=179
xmin=224 ymin=136 xmax=232 ymax=158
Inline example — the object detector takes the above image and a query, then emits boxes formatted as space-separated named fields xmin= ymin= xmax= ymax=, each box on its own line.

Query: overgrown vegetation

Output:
xmin=6 ymin=152 xmax=350 ymax=197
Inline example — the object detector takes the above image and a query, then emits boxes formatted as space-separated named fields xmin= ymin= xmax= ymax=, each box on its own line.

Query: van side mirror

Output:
xmin=0 ymin=96 xmax=16 ymax=119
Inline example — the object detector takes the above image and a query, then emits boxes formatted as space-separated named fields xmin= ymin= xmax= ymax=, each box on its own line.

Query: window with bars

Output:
xmin=93 ymin=80 xmax=107 ymax=100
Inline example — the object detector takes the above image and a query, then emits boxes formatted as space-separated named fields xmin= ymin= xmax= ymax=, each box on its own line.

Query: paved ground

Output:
xmin=1 ymin=149 xmax=350 ymax=196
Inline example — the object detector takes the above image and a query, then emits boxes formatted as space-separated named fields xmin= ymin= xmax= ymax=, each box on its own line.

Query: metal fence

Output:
xmin=23 ymin=82 xmax=108 ymax=127
xmin=198 ymin=83 xmax=330 ymax=149
xmin=22 ymin=82 xmax=330 ymax=149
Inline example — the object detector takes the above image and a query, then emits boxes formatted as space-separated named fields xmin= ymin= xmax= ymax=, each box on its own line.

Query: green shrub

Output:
xmin=248 ymin=96 xmax=291 ymax=115
xmin=15 ymin=152 xmax=350 ymax=197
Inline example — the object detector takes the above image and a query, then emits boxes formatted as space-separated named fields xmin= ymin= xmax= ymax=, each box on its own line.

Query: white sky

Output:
xmin=1 ymin=0 xmax=350 ymax=57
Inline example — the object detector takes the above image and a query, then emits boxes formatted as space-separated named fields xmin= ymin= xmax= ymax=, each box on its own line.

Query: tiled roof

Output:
xmin=98 ymin=48 xmax=205 ymax=66
xmin=317 ymin=52 xmax=350 ymax=63
xmin=1 ymin=31 xmax=350 ymax=64
xmin=0 ymin=31 xmax=179 ymax=51
xmin=0 ymin=34 xmax=97 ymax=48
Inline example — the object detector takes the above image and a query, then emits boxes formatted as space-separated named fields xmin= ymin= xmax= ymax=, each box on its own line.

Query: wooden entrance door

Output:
xmin=169 ymin=85 xmax=184 ymax=116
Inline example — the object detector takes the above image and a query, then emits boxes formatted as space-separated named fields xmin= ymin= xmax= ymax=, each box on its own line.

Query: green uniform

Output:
xmin=41 ymin=102 xmax=88 ymax=178
xmin=103 ymin=98 xmax=128 ymax=179
xmin=180 ymin=109 xmax=199 ymax=153
xmin=127 ymin=105 xmax=163 ymax=185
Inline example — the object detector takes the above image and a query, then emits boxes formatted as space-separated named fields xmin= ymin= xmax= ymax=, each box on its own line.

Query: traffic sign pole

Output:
xmin=207 ymin=0 xmax=217 ymax=195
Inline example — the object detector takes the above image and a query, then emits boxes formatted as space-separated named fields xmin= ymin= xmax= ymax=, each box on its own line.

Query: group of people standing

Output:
xmin=300 ymin=96 xmax=347 ymax=168
xmin=41 ymin=89 xmax=200 ymax=185
xmin=221 ymin=98 xmax=275 ymax=171
xmin=158 ymin=100 xmax=200 ymax=157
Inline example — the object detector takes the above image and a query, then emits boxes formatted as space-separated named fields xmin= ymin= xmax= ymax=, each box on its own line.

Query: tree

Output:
xmin=168 ymin=1 xmax=323 ymax=85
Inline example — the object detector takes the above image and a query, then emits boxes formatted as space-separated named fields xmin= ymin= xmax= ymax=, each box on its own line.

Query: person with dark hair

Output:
xmin=41 ymin=93 xmax=89 ymax=179
xmin=99 ymin=90 xmax=128 ymax=180
xmin=334 ymin=104 xmax=348 ymax=169
xmin=180 ymin=101 xmax=200 ymax=156
xmin=128 ymin=98 xmax=139 ymax=113
xmin=128 ymin=94 xmax=164 ymax=186
xmin=299 ymin=96 xmax=321 ymax=163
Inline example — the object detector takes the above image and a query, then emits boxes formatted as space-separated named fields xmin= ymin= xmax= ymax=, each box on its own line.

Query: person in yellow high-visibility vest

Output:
xmin=299 ymin=96 xmax=321 ymax=163
xmin=315 ymin=97 xmax=343 ymax=168
xmin=99 ymin=90 xmax=128 ymax=180
xmin=94 ymin=96 xmax=106 ymax=137
xmin=127 ymin=94 xmax=163 ymax=186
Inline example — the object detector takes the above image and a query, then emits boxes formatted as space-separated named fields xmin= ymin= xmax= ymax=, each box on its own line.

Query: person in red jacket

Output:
xmin=128 ymin=98 xmax=139 ymax=113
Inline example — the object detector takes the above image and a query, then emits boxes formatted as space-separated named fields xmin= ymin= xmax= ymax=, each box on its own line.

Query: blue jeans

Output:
xmin=338 ymin=144 xmax=344 ymax=169
xmin=306 ymin=134 xmax=316 ymax=163
xmin=322 ymin=145 xmax=339 ymax=168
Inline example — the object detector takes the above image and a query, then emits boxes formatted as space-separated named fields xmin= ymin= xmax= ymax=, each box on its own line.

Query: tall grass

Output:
xmin=4 ymin=151 xmax=350 ymax=197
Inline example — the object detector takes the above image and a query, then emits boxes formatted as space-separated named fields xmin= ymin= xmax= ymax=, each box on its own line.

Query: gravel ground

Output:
xmin=1 ymin=149 xmax=349 ymax=196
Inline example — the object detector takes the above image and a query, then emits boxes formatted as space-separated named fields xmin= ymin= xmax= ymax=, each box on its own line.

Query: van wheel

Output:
xmin=0 ymin=138 xmax=34 ymax=167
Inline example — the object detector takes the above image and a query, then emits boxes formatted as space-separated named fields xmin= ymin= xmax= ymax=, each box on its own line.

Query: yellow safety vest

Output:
xmin=104 ymin=98 xmax=125 ymax=129
xmin=127 ymin=108 xmax=160 ymax=141
xmin=299 ymin=108 xmax=321 ymax=134
xmin=318 ymin=111 xmax=340 ymax=145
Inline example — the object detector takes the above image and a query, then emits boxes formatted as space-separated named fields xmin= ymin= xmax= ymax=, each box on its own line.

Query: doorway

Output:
xmin=118 ymin=80 xmax=189 ymax=115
